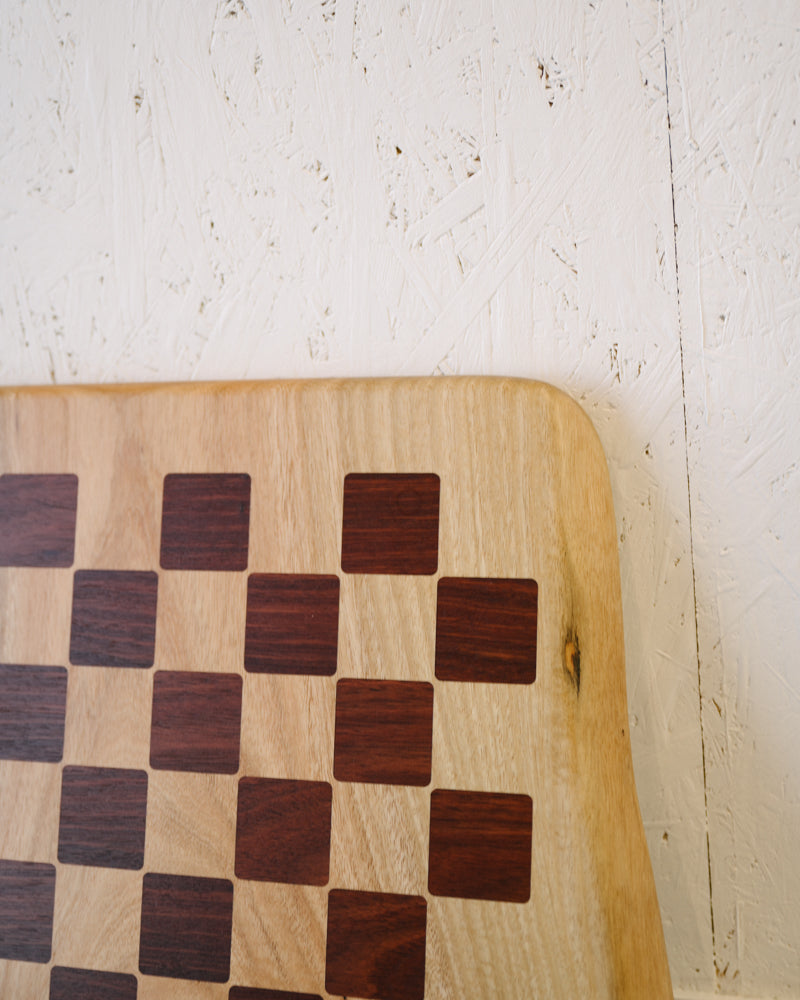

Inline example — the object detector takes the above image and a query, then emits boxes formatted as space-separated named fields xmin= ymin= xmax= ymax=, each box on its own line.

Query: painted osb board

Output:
xmin=0 ymin=0 xmax=798 ymax=996
xmin=664 ymin=0 xmax=800 ymax=994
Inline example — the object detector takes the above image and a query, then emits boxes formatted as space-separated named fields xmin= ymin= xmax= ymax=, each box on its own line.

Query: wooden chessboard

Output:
xmin=0 ymin=377 xmax=672 ymax=999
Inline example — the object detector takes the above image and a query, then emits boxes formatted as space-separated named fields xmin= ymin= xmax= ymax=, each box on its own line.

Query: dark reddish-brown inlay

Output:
xmin=435 ymin=577 xmax=538 ymax=684
xmin=0 ymin=859 xmax=56 ymax=963
xmin=0 ymin=473 xmax=78 ymax=567
xmin=50 ymin=966 xmax=138 ymax=1000
xmin=333 ymin=679 xmax=434 ymax=787
xmin=160 ymin=473 xmax=251 ymax=571
xmin=341 ymin=473 xmax=440 ymax=575
xmin=69 ymin=570 xmax=158 ymax=669
xmin=427 ymin=789 xmax=533 ymax=903
xmin=229 ymin=990 xmax=322 ymax=1000
xmin=245 ymin=574 xmax=340 ymax=676
xmin=0 ymin=663 xmax=67 ymax=762
xmin=58 ymin=766 xmax=148 ymax=870
xmin=325 ymin=889 xmax=427 ymax=1000
xmin=139 ymin=872 xmax=233 ymax=983
xmin=235 ymin=777 xmax=332 ymax=886
xmin=150 ymin=671 xmax=242 ymax=774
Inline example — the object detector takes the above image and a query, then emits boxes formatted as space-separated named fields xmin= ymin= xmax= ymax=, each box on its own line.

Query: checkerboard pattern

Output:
xmin=0 ymin=471 xmax=538 ymax=999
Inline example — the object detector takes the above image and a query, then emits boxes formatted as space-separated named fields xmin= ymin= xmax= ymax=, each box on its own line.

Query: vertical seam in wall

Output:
xmin=660 ymin=0 xmax=717 ymax=967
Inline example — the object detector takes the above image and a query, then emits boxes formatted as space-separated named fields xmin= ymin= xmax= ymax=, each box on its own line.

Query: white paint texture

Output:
xmin=0 ymin=1 xmax=797 ymax=995
xmin=665 ymin=1 xmax=800 ymax=995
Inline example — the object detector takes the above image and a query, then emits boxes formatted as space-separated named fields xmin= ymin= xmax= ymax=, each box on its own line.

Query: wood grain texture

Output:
xmin=341 ymin=473 xmax=440 ymax=575
xmin=57 ymin=765 xmax=147 ymax=870
xmin=229 ymin=986 xmax=322 ymax=999
xmin=325 ymin=889 xmax=427 ymax=1000
xmin=49 ymin=965 xmax=138 ymax=1000
xmin=139 ymin=872 xmax=234 ymax=983
xmin=160 ymin=473 xmax=251 ymax=571
xmin=333 ymin=679 xmax=434 ymax=786
xmin=229 ymin=881 xmax=328 ymax=993
xmin=0 ymin=663 xmax=67 ymax=762
xmin=0 ymin=377 xmax=672 ymax=998
xmin=0 ymin=474 xmax=78 ymax=567
xmin=150 ymin=671 xmax=242 ymax=774
xmin=69 ymin=570 xmax=158 ymax=669
xmin=435 ymin=578 xmax=537 ymax=684
xmin=245 ymin=574 xmax=339 ymax=676
xmin=0 ymin=759 xmax=62 ymax=862
xmin=143 ymin=770 xmax=238 ymax=881
xmin=50 ymin=866 xmax=142 ymax=973
xmin=427 ymin=789 xmax=533 ymax=903
xmin=62 ymin=667 xmax=152 ymax=771
xmin=235 ymin=777 xmax=332 ymax=886
xmin=0 ymin=858 xmax=56 ymax=963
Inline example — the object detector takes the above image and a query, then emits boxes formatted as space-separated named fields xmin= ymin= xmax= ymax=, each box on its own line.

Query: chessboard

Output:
xmin=0 ymin=377 xmax=672 ymax=999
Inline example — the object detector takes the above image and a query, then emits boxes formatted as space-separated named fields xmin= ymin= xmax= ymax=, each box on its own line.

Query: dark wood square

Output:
xmin=428 ymin=789 xmax=533 ymax=903
xmin=139 ymin=872 xmax=234 ymax=983
xmin=341 ymin=473 xmax=440 ymax=575
xmin=435 ymin=577 xmax=538 ymax=684
xmin=50 ymin=966 xmax=138 ymax=1000
xmin=245 ymin=574 xmax=339 ymax=676
xmin=325 ymin=889 xmax=427 ymax=1000
xmin=58 ymin=766 xmax=148 ymax=870
xmin=229 ymin=987 xmax=322 ymax=999
xmin=0 ymin=663 xmax=67 ymax=762
xmin=0 ymin=859 xmax=56 ymax=963
xmin=160 ymin=473 xmax=251 ymax=571
xmin=334 ymin=679 xmax=434 ymax=786
xmin=150 ymin=671 xmax=242 ymax=774
xmin=0 ymin=473 xmax=78 ymax=567
xmin=235 ymin=777 xmax=332 ymax=886
xmin=70 ymin=570 xmax=158 ymax=669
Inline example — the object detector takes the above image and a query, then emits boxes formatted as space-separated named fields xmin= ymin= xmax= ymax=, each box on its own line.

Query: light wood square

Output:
xmin=144 ymin=771 xmax=238 ymax=880
xmin=154 ymin=571 xmax=247 ymax=675
xmin=0 ymin=961 xmax=50 ymax=998
xmin=329 ymin=781 xmax=430 ymax=897
xmin=337 ymin=574 xmax=437 ymax=682
xmin=51 ymin=865 xmax=141 ymax=972
xmin=0 ymin=568 xmax=72 ymax=665
xmin=229 ymin=881 xmax=327 ymax=994
xmin=137 ymin=978 xmax=227 ymax=1000
xmin=0 ymin=761 xmax=61 ymax=862
xmin=62 ymin=667 xmax=153 ymax=770
xmin=240 ymin=674 xmax=335 ymax=782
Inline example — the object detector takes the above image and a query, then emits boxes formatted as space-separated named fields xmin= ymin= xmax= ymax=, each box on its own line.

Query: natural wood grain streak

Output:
xmin=49 ymin=965 xmax=138 ymax=1000
xmin=435 ymin=578 xmax=537 ymax=684
xmin=0 ymin=859 xmax=56 ymax=963
xmin=69 ymin=570 xmax=158 ymax=669
xmin=341 ymin=473 xmax=440 ymax=575
xmin=0 ymin=474 xmax=78 ymax=567
xmin=150 ymin=671 xmax=242 ymax=774
xmin=245 ymin=574 xmax=339 ymax=676
xmin=160 ymin=473 xmax=251 ymax=571
xmin=550 ymin=394 xmax=673 ymax=997
xmin=0 ymin=663 xmax=67 ymax=762
xmin=333 ymin=679 xmax=434 ymax=786
xmin=57 ymin=766 xmax=148 ymax=870
xmin=139 ymin=872 xmax=233 ymax=983
xmin=235 ymin=777 xmax=332 ymax=886
xmin=428 ymin=789 xmax=533 ymax=903
xmin=229 ymin=989 xmax=322 ymax=1000
xmin=325 ymin=889 xmax=427 ymax=1000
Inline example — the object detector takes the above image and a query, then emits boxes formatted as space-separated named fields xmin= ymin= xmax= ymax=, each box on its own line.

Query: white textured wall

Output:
xmin=1 ymin=1 xmax=798 ymax=996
